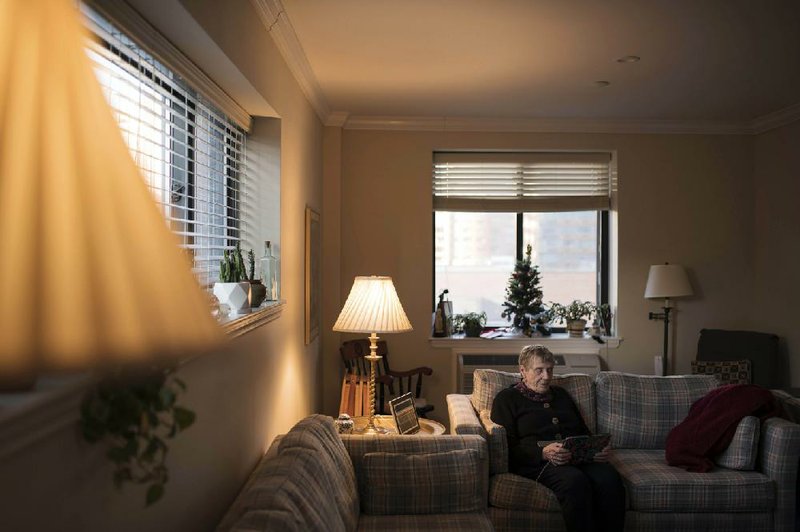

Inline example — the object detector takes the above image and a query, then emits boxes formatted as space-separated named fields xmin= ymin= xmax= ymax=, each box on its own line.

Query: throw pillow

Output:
xmin=361 ymin=449 xmax=481 ymax=515
xmin=691 ymin=359 xmax=751 ymax=385
xmin=714 ymin=415 xmax=760 ymax=470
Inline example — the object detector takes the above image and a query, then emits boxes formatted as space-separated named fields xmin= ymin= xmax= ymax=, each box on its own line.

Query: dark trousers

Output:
xmin=535 ymin=461 xmax=626 ymax=532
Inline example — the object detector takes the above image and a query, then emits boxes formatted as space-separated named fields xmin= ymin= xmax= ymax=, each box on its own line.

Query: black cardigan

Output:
xmin=490 ymin=385 xmax=590 ymax=477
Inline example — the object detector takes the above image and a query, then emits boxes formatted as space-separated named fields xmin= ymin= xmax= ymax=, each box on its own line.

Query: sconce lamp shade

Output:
xmin=644 ymin=264 xmax=693 ymax=299
xmin=333 ymin=276 xmax=413 ymax=333
xmin=0 ymin=0 xmax=222 ymax=380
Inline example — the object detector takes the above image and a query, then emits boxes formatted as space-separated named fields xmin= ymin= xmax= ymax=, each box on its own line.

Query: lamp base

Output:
xmin=354 ymin=425 xmax=390 ymax=435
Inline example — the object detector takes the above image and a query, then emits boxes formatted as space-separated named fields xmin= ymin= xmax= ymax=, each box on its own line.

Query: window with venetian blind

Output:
xmin=432 ymin=152 xmax=613 ymax=325
xmin=83 ymin=4 xmax=247 ymax=288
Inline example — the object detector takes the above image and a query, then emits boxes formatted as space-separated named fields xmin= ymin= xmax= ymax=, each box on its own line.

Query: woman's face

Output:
xmin=521 ymin=356 xmax=554 ymax=394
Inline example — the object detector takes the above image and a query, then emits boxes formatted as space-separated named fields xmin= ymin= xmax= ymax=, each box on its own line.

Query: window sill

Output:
xmin=0 ymin=300 xmax=286 ymax=458
xmin=429 ymin=333 xmax=622 ymax=350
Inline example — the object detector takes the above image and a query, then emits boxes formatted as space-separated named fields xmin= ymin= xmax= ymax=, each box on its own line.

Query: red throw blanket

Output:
xmin=665 ymin=384 xmax=780 ymax=472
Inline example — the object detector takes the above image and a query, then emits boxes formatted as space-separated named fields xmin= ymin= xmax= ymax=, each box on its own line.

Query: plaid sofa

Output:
xmin=216 ymin=414 xmax=494 ymax=531
xmin=447 ymin=370 xmax=800 ymax=532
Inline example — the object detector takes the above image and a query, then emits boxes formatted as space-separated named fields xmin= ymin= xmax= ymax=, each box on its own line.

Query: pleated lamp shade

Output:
xmin=0 ymin=0 xmax=223 ymax=380
xmin=333 ymin=277 xmax=413 ymax=333
xmin=644 ymin=264 xmax=694 ymax=300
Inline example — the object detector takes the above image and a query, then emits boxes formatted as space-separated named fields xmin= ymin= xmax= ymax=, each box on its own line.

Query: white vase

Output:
xmin=213 ymin=282 xmax=252 ymax=315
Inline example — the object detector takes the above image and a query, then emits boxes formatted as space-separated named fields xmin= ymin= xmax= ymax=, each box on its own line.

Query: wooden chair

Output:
xmin=340 ymin=339 xmax=434 ymax=418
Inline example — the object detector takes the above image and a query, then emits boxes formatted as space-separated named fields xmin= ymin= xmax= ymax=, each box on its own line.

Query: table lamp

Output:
xmin=645 ymin=263 xmax=693 ymax=376
xmin=333 ymin=276 xmax=413 ymax=434
xmin=0 ymin=0 xmax=222 ymax=388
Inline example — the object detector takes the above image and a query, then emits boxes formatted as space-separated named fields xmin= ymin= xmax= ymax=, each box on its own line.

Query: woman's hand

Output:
xmin=593 ymin=444 xmax=612 ymax=463
xmin=543 ymin=442 xmax=571 ymax=466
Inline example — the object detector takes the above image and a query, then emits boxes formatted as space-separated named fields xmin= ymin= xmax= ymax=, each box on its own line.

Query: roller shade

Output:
xmin=433 ymin=152 xmax=611 ymax=212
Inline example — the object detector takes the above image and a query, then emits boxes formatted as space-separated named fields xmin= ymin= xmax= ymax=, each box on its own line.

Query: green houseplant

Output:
xmin=213 ymin=243 xmax=252 ymax=315
xmin=548 ymin=300 xmax=595 ymax=338
xmin=452 ymin=312 xmax=487 ymax=337
xmin=80 ymin=365 xmax=196 ymax=506
xmin=247 ymin=248 xmax=267 ymax=308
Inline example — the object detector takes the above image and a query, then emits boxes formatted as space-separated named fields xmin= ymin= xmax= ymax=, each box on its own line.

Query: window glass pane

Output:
xmin=522 ymin=211 xmax=597 ymax=313
xmin=434 ymin=212 xmax=516 ymax=324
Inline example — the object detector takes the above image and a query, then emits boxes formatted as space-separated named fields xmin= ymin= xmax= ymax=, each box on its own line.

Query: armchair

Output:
xmin=340 ymin=339 xmax=434 ymax=418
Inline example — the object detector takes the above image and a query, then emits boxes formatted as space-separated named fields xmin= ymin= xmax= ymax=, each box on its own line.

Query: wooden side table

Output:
xmin=351 ymin=415 xmax=445 ymax=435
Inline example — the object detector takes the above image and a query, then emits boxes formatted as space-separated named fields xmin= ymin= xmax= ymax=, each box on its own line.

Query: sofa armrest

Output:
xmin=479 ymin=409 xmax=509 ymax=475
xmin=758 ymin=416 xmax=800 ymax=532
xmin=447 ymin=394 xmax=485 ymax=436
xmin=341 ymin=434 xmax=489 ymax=509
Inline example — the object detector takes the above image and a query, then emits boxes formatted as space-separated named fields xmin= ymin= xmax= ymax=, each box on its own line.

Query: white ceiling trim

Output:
xmin=343 ymin=115 xmax=755 ymax=135
xmin=251 ymin=0 xmax=330 ymax=122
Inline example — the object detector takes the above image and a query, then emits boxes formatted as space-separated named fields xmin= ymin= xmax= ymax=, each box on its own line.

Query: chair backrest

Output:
xmin=697 ymin=328 xmax=780 ymax=388
xmin=340 ymin=339 xmax=390 ymax=378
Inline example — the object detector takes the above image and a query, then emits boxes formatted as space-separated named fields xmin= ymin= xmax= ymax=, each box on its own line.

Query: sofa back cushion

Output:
xmin=595 ymin=372 xmax=718 ymax=449
xmin=361 ymin=449 xmax=481 ymax=514
xmin=715 ymin=416 xmax=760 ymax=470
xmin=472 ymin=369 xmax=596 ymax=432
xmin=219 ymin=414 xmax=358 ymax=532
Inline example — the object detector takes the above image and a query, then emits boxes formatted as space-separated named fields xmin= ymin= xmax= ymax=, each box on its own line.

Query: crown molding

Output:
xmin=343 ymin=115 xmax=755 ymax=135
xmin=251 ymin=0 xmax=330 ymax=122
xmin=325 ymin=111 xmax=350 ymax=127
xmin=750 ymin=102 xmax=800 ymax=134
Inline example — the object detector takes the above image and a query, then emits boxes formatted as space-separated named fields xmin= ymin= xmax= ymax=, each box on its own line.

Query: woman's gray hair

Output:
xmin=519 ymin=345 xmax=555 ymax=369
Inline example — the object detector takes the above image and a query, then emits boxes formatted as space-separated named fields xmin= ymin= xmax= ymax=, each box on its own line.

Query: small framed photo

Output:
xmin=389 ymin=392 xmax=420 ymax=435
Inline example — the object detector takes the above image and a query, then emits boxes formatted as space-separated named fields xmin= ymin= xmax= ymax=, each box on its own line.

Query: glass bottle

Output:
xmin=260 ymin=241 xmax=279 ymax=301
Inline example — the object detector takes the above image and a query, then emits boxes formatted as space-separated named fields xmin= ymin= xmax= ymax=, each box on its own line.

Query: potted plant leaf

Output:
xmin=547 ymin=300 xmax=595 ymax=338
xmin=452 ymin=312 xmax=487 ymax=337
xmin=213 ymin=242 xmax=251 ymax=315
xmin=247 ymin=249 xmax=267 ymax=308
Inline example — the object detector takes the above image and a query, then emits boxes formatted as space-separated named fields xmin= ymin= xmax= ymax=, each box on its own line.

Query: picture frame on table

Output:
xmin=389 ymin=392 xmax=420 ymax=435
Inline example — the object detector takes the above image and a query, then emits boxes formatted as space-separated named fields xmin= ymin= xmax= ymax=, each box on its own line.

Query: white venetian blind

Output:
xmin=433 ymin=152 xmax=612 ymax=212
xmin=83 ymin=5 xmax=247 ymax=288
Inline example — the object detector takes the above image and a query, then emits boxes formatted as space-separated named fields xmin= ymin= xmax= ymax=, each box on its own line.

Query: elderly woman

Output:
xmin=490 ymin=345 xmax=625 ymax=532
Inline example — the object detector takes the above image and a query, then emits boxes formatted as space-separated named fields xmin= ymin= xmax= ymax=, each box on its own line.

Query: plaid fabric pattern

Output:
xmin=489 ymin=507 xmax=566 ymax=532
xmin=489 ymin=472 xmax=561 ymax=511
xmin=471 ymin=369 xmax=596 ymax=431
xmin=479 ymin=409 xmax=509 ymax=475
xmin=362 ymin=449 xmax=481 ymax=514
xmin=356 ymin=513 xmax=494 ymax=531
xmin=219 ymin=415 xmax=358 ymax=532
xmin=447 ymin=393 xmax=485 ymax=436
xmin=757 ymin=417 xmax=800 ymax=531
xmin=715 ymin=416 xmax=760 ymax=470
xmin=692 ymin=359 xmax=752 ymax=384
xmin=610 ymin=449 xmax=774 ymax=512
xmin=595 ymin=372 xmax=718 ymax=449
xmin=626 ymin=510 xmax=772 ymax=532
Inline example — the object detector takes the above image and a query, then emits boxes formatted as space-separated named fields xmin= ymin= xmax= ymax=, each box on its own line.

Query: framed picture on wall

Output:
xmin=305 ymin=207 xmax=321 ymax=344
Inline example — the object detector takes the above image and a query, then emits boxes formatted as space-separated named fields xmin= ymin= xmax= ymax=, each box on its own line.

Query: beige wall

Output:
xmin=322 ymin=129 xmax=757 ymax=424
xmin=753 ymin=120 xmax=800 ymax=385
xmin=1 ymin=0 xmax=324 ymax=530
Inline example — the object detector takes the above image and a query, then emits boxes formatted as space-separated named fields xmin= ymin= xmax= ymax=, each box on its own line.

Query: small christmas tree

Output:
xmin=501 ymin=243 xmax=545 ymax=336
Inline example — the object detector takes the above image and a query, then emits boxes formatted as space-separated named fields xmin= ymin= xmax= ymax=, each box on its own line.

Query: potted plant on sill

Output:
xmin=501 ymin=244 xmax=545 ymax=337
xmin=547 ymin=300 xmax=595 ymax=338
xmin=452 ymin=312 xmax=487 ymax=338
xmin=213 ymin=243 xmax=251 ymax=316
xmin=247 ymin=249 xmax=267 ymax=308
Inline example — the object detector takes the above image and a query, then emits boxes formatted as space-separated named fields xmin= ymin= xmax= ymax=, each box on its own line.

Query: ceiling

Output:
xmin=277 ymin=0 xmax=800 ymax=129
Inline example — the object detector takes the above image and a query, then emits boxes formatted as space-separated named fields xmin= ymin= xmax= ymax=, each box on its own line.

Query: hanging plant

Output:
xmin=80 ymin=364 xmax=196 ymax=506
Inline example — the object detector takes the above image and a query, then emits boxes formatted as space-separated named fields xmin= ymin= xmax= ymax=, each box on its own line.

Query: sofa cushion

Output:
xmin=361 ymin=449 xmax=481 ymax=515
xmin=488 ymin=472 xmax=561 ymax=511
xmin=610 ymin=449 xmax=775 ymax=512
xmin=714 ymin=416 xmax=760 ymax=470
xmin=356 ymin=513 xmax=494 ymax=531
xmin=472 ymin=369 xmax=596 ymax=431
xmin=692 ymin=359 xmax=752 ymax=385
xmin=595 ymin=372 xmax=718 ymax=449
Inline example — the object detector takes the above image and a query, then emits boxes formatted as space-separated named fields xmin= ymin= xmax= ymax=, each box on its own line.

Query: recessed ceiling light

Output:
xmin=593 ymin=80 xmax=610 ymax=87
xmin=616 ymin=55 xmax=641 ymax=63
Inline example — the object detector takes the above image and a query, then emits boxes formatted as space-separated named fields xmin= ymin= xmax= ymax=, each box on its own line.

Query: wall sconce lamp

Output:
xmin=645 ymin=263 xmax=693 ymax=376
xmin=333 ymin=276 xmax=412 ymax=434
